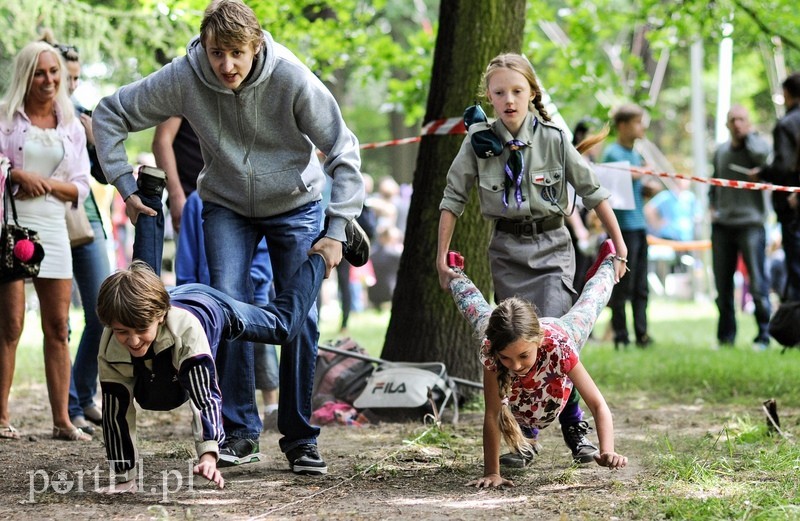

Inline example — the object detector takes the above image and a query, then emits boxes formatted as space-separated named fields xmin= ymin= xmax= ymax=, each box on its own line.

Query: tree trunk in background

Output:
xmin=389 ymin=110 xmax=419 ymax=185
xmin=381 ymin=0 xmax=527 ymax=392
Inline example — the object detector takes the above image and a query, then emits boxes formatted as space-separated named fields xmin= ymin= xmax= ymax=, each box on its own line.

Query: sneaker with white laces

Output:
xmin=218 ymin=438 xmax=264 ymax=467
xmin=286 ymin=443 xmax=328 ymax=475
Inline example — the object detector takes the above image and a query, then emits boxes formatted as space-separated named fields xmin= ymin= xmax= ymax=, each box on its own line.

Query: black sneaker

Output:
xmin=286 ymin=443 xmax=328 ymax=475
xmin=137 ymin=165 xmax=167 ymax=198
xmin=499 ymin=441 xmax=540 ymax=468
xmin=315 ymin=217 xmax=370 ymax=267
xmin=561 ymin=421 xmax=599 ymax=464
xmin=218 ymin=438 xmax=264 ymax=467
xmin=499 ymin=451 xmax=534 ymax=468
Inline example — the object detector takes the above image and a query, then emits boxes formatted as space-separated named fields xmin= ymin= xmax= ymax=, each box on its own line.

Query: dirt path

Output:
xmin=0 ymin=384 xmax=726 ymax=520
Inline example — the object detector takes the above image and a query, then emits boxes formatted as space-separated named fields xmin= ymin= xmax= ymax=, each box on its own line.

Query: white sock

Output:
xmin=264 ymin=404 xmax=278 ymax=415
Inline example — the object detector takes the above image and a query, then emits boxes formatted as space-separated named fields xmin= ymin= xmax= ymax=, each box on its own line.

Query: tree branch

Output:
xmin=733 ymin=0 xmax=800 ymax=53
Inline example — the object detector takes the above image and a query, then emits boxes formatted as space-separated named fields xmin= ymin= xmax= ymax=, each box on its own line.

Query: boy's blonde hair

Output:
xmin=480 ymin=53 xmax=551 ymax=123
xmin=200 ymin=0 xmax=264 ymax=52
xmin=97 ymin=261 xmax=170 ymax=330
xmin=483 ymin=297 xmax=542 ymax=457
xmin=611 ymin=103 xmax=644 ymax=126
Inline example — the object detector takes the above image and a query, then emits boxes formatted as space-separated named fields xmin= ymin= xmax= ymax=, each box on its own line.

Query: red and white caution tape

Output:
xmin=421 ymin=117 xmax=467 ymax=136
xmin=359 ymin=136 xmax=421 ymax=151
xmin=358 ymin=117 xmax=466 ymax=151
xmin=599 ymin=162 xmax=800 ymax=193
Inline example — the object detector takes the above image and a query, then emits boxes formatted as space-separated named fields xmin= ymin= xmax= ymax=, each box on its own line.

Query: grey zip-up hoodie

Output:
xmin=93 ymin=31 xmax=363 ymax=242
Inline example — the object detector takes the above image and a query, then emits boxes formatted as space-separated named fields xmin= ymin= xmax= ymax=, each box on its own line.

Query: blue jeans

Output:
xmin=711 ymin=223 xmax=771 ymax=343
xmin=132 ymin=192 xmax=164 ymax=275
xmin=68 ymin=220 xmax=111 ymax=418
xmin=202 ymin=201 xmax=322 ymax=452
xmin=169 ymin=255 xmax=325 ymax=354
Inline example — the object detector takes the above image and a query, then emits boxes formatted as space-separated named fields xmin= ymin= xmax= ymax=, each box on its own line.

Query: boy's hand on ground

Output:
xmin=594 ymin=451 xmax=628 ymax=469
xmin=309 ymin=237 xmax=343 ymax=278
xmin=193 ymin=454 xmax=224 ymax=489
xmin=466 ymin=473 xmax=514 ymax=488
xmin=124 ymin=193 xmax=157 ymax=225
xmin=98 ymin=479 xmax=138 ymax=494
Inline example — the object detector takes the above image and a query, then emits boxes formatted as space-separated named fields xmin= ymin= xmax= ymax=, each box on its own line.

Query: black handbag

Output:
xmin=1 ymin=177 xmax=45 ymax=284
xmin=768 ymin=300 xmax=800 ymax=350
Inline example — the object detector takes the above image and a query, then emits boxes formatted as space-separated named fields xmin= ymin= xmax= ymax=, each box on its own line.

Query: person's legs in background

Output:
xmin=627 ymin=230 xmax=651 ymax=347
xmin=740 ymin=225 xmax=772 ymax=349
xmin=254 ymin=344 xmax=279 ymax=431
xmin=68 ymin=219 xmax=111 ymax=432
xmin=336 ymin=260 xmax=352 ymax=332
xmin=711 ymin=224 xmax=739 ymax=347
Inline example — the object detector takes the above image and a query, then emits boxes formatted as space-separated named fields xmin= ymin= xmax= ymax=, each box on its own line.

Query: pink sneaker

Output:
xmin=584 ymin=239 xmax=616 ymax=282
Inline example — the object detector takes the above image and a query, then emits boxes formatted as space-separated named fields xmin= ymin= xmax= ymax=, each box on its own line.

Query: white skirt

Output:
xmin=15 ymin=195 xmax=72 ymax=279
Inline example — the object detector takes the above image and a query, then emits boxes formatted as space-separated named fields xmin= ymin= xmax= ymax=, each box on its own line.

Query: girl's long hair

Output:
xmin=483 ymin=296 xmax=541 ymax=456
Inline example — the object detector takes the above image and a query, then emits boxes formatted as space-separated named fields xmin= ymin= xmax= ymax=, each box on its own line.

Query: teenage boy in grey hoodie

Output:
xmin=92 ymin=0 xmax=366 ymax=475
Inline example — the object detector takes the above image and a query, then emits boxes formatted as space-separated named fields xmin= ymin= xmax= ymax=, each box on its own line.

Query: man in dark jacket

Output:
xmin=756 ymin=73 xmax=800 ymax=301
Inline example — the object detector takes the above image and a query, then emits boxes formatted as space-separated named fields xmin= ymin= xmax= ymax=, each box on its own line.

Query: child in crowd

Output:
xmin=447 ymin=243 xmax=628 ymax=488
xmin=96 ymin=248 xmax=330 ymax=492
xmin=600 ymin=103 xmax=653 ymax=349
xmin=437 ymin=53 xmax=628 ymax=466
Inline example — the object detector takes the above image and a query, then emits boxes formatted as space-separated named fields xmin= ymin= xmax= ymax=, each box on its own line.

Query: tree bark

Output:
xmin=381 ymin=0 xmax=527 ymax=391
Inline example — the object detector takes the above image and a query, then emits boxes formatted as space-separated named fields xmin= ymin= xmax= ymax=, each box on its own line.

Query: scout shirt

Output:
xmin=440 ymin=112 xmax=610 ymax=221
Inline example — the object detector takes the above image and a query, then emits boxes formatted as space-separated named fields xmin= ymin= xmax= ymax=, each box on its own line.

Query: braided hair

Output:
xmin=483 ymin=296 xmax=542 ymax=457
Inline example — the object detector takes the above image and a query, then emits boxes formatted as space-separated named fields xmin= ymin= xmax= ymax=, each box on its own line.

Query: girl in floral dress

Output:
xmin=449 ymin=241 xmax=628 ymax=488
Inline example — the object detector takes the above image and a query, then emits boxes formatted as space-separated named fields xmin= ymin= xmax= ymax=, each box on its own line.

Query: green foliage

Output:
xmin=0 ymin=0 xmax=195 ymax=90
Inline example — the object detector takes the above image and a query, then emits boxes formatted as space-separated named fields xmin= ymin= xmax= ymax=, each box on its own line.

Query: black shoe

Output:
xmin=614 ymin=338 xmax=629 ymax=350
xmin=561 ymin=421 xmax=599 ymax=464
xmin=286 ymin=443 xmax=328 ymax=475
xmin=342 ymin=218 xmax=370 ymax=267
xmin=218 ymin=438 xmax=264 ymax=467
xmin=137 ymin=166 xmax=167 ymax=198
xmin=316 ymin=217 xmax=370 ymax=267
xmin=635 ymin=334 xmax=654 ymax=348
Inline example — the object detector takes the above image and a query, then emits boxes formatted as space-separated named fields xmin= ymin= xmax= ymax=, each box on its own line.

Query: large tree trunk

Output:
xmin=381 ymin=0 xmax=526 ymax=390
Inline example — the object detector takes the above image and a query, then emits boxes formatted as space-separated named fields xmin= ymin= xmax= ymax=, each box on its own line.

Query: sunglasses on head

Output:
xmin=52 ymin=43 xmax=79 ymax=60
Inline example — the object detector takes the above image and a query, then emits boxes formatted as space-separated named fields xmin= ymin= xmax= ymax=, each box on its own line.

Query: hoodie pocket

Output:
xmin=253 ymin=167 xmax=311 ymax=199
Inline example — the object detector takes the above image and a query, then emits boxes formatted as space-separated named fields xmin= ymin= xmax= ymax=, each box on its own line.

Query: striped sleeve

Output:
xmin=178 ymin=354 xmax=224 ymax=458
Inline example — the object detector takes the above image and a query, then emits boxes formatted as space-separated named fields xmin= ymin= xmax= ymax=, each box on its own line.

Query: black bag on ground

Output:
xmin=768 ymin=301 xmax=800 ymax=350
xmin=353 ymin=362 xmax=459 ymax=424
xmin=312 ymin=338 xmax=374 ymax=409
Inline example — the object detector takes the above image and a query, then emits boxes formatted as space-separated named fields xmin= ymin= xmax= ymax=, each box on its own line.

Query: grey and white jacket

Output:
xmin=93 ymin=31 xmax=364 ymax=242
